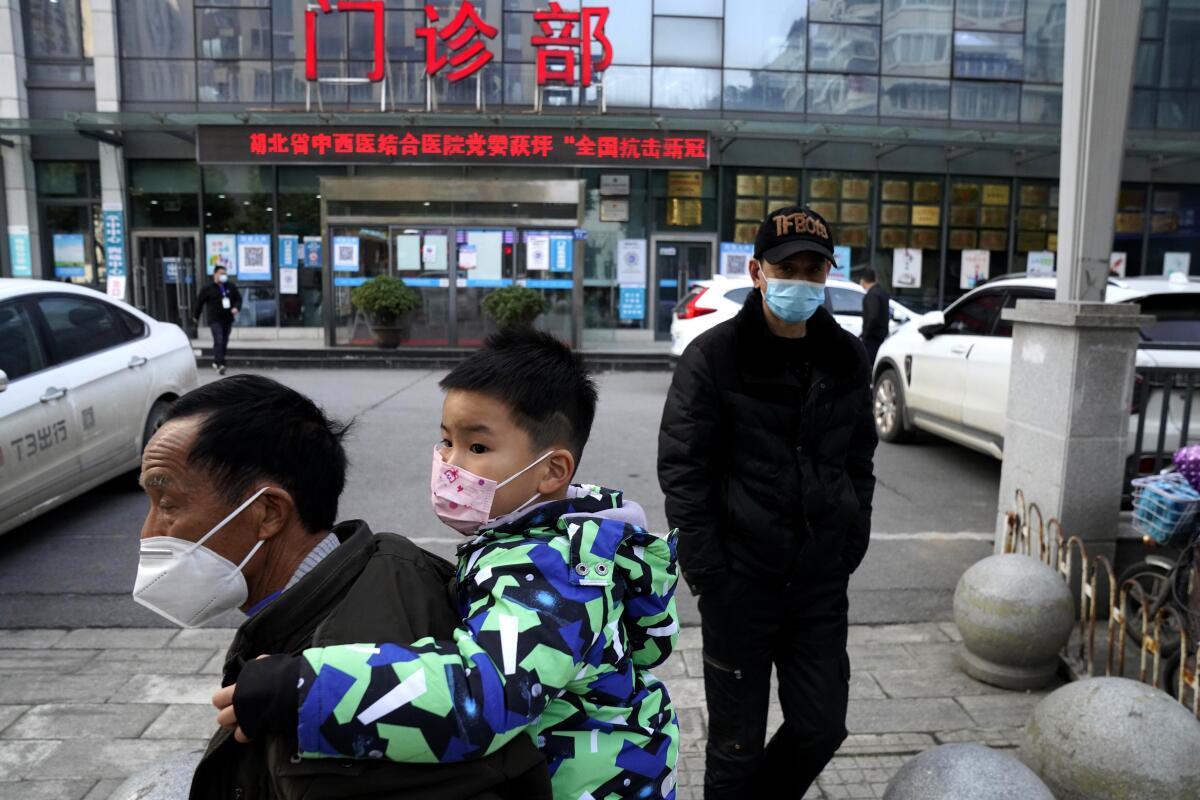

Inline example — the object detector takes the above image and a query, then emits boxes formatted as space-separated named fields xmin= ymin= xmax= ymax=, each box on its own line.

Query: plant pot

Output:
xmin=369 ymin=314 xmax=412 ymax=349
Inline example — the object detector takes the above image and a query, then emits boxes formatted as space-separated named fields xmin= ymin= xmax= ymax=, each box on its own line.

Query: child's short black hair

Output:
xmin=440 ymin=328 xmax=598 ymax=467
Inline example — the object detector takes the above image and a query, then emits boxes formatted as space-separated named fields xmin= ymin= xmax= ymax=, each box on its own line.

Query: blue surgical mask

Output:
xmin=217 ymin=274 xmax=228 ymax=284
xmin=760 ymin=275 xmax=825 ymax=323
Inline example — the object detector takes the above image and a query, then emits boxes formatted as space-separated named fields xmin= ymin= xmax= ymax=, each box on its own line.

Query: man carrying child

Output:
xmin=215 ymin=329 xmax=681 ymax=799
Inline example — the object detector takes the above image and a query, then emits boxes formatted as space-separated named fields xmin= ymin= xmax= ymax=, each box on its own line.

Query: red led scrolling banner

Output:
xmin=196 ymin=126 xmax=710 ymax=169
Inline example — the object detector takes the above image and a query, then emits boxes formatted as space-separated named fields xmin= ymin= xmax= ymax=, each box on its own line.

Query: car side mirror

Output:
xmin=918 ymin=311 xmax=945 ymax=340
xmin=0 ymin=369 xmax=7 ymax=393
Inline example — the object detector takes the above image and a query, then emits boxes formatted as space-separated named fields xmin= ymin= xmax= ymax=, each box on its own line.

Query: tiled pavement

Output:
xmin=0 ymin=622 xmax=1057 ymax=800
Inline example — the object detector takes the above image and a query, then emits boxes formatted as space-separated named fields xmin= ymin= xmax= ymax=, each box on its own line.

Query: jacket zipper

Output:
xmin=702 ymin=652 xmax=743 ymax=680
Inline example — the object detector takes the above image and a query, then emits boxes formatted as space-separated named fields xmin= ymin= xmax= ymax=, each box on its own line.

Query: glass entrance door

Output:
xmin=654 ymin=240 xmax=713 ymax=340
xmin=392 ymin=227 xmax=451 ymax=345
xmin=134 ymin=234 xmax=199 ymax=328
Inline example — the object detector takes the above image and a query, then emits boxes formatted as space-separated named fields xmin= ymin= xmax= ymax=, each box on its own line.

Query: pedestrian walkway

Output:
xmin=0 ymin=622 xmax=1057 ymax=800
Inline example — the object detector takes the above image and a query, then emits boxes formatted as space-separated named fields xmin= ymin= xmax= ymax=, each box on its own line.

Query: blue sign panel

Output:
xmin=53 ymin=233 xmax=86 ymax=278
xmin=618 ymin=287 xmax=646 ymax=321
xmin=549 ymin=235 xmax=573 ymax=273
xmin=278 ymin=234 xmax=299 ymax=268
xmin=303 ymin=239 xmax=322 ymax=269
xmin=102 ymin=209 xmax=126 ymax=277
xmin=8 ymin=229 xmax=31 ymax=277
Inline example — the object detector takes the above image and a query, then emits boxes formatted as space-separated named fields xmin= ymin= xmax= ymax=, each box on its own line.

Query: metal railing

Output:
xmin=1124 ymin=365 xmax=1200 ymax=502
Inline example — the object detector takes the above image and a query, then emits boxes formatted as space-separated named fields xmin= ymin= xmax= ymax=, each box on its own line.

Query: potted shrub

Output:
xmin=482 ymin=285 xmax=550 ymax=330
xmin=350 ymin=275 xmax=421 ymax=348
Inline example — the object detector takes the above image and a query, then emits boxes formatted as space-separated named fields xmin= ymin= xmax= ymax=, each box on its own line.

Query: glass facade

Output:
xmin=104 ymin=0 xmax=1198 ymax=131
xmin=11 ymin=1 xmax=1200 ymax=344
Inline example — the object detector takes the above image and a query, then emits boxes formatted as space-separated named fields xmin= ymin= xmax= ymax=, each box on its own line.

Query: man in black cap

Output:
xmin=657 ymin=206 xmax=877 ymax=798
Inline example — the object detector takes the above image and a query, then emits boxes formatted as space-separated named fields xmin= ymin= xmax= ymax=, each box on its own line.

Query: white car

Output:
xmin=0 ymin=280 xmax=198 ymax=536
xmin=670 ymin=276 xmax=915 ymax=357
xmin=872 ymin=274 xmax=1200 ymax=460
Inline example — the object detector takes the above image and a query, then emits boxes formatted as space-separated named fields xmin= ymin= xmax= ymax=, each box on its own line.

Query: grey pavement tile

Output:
xmin=0 ymin=650 xmax=97 ymax=674
xmin=142 ymin=704 xmax=220 ymax=740
xmin=78 ymin=648 xmax=216 ymax=675
xmin=847 ymin=624 xmax=949 ymax=645
xmin=0 ymin=675 xmax=126 ymax=705
xmin=2 ymin=704 xmax=166 ymax=741
xmin=111 ymin=674 xmax=223 ymax=706
xmin=937 ymin=622 xmax=963 ymax=642
xmin=0 ymin=740 xmax=59 ymax=781
xmin=0 ymin=779 xmax=96 ymax=800
xmin=54 ymin=629 xmax=176 ymax=650
xmin=871 ymin=668 xmax=1009 ymax=699
xmin=0 ymin=708 xmax=29 ymax=735
xmin=847 ymin=698 xmax=973 ymax=734
xmin=34 ymin=738 xmax=208 ymax=780
xmin=900 ymin=641 xmax=961 ymax=670
xmin=651 ymin=653 xmax=686 ymax=680
xmin=676 ymin=627 xmax=702 ymax=652
xmin=199 ymin=652 xmax=226 ymax=675
xmin=0 ymin=630 xmax=66 ymax=650
xmin=83 ymin=779 xmax=125 ymax=800
xmin=681 ymin=649 xmax=704 ymax=677
xmin=955 ymin=693 xmax=1046 ymax=728
xmin=838 ymin=732 xmax=934 ymax=756
xmin=846 ymin=644 xmax=920 ymax=672
xmin=849 ymin=672 xmax=886 ymax=700
xmin=933 ymin=727 xmax=1023 ymax=748
xmin=666 ymin=677 xmax=705 ymax=709
xmin=167 ymin=629 xmax=237 ymax=650
xmin=676 ymin=707 xmax=706 ymax=749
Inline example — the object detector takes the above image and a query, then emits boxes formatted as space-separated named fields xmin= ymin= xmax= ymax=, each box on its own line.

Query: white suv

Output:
xmin=872 ymin=274 xmax=1200 ymax=459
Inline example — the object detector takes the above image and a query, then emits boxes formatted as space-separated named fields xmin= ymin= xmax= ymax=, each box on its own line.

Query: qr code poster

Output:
xmin=333 ymin=236 xmax=360 ymax=272
xmin=236 ymin=234 xmax=272 ymax=281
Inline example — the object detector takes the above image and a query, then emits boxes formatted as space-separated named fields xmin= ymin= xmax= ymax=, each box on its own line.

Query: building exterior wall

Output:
xmin=6 ymin=0 xmax=1200 ymax=341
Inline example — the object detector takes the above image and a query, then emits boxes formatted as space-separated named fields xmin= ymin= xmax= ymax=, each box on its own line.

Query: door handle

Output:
xmin=39 ymin=386 xmax=68 ymax=403
xmin=127 ymin=355 xmax=148 ymax=369
xmin=950 ymin=344 xmax=971 ymax=355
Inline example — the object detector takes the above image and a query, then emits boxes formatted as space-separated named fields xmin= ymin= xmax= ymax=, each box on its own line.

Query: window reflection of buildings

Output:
xmin=881 ymin=0 xmax=952 ymax=78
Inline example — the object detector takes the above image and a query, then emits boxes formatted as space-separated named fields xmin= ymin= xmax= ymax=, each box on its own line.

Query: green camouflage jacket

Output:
xmin=295 ymin=485 xmax=681 ymax=799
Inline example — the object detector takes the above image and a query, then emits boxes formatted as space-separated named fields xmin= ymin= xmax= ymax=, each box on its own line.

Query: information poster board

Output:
xmin=892 ymin=248 xmax=922 ymax=289
xmin=831 ymin=245 xmax=852 ymax=282
xmin=421 ymin=235 xmax=447 ymax=271
xmin=206 ymin=233 xmax=237 ymax=275
xmin=278 ymin=234 xmax=299 ymax=269
xmin=549 ymin=235 xmax=574 ymax=273
xmin=303 ymin=237 xmax=322 ymax=269
xmin=395 ymin=235 xmax=421 ymax=270
xmin=332 ymin=236 xmax=360 ymax=271
xmin=466 ymin=231 xmax=503 ymax=281
xmin=102 ymin=206 xmax=127 ymax=298
xmin=8 ymin=225 xmax=31 ymax=277
xmin=1110 ymin=252 xmax=1127 ymax=278
xmin=53 ymin=233 xmax=86 ymax=278
xmin=961 ymin=249 xmax=990 ymax=289
xmin=617 ymin=239 xmax=647 ymax=286
xmin=526 ymin=234 xmax=550 ymax=271
xmin=1028 ymin=250 xmax=1056 ymax=276
xmin=280 ymin=267 xmax=298 ymax=295
xmin=237 ymin=234 xmax=272 ymax=281
xmin=1164 ymin=252 xmax=1191 ymax=278
xmin=619 ymin=287 xmax=646 ymax=320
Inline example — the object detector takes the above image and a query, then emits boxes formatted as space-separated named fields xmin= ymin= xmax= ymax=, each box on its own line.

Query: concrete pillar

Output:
xmin=994 ymin=0 xmax=1146 ymax=557
xmin=0 ymin=0 xmax=40 ymax=279
xmin=91 ymin=0 xmax=129 ymax=300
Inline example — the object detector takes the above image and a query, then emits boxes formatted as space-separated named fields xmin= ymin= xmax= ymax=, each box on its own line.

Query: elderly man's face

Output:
xmin=139 ymin=417 xmax=264 ymax=571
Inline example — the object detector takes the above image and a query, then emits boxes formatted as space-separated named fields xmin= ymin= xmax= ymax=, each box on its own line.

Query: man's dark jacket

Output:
xmin=657 ymin=290 xmax=878 ymax=594
xmin=193 ymin=281 xmax=242 ymax=326
xmin=861 ymin=284 xmax=890 ymax=344
xmin=189 ymin=521 xmax=550 ymax=800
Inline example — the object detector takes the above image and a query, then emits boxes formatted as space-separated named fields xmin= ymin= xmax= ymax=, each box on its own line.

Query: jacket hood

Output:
xmin=466 ymin=484 xmax=680 ymax=669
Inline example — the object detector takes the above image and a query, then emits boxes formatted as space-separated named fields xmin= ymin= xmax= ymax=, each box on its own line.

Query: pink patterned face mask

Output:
xmin=430 ymin=444 xmax=553 ymax=535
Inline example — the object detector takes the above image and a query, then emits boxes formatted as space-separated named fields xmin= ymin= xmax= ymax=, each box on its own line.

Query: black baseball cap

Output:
xmin=754 ymin=205 xmax=836 ymax=265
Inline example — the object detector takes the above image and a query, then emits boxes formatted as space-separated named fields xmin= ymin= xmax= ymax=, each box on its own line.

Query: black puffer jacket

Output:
xmin=657 ymin=290 xmax=878 ymax=594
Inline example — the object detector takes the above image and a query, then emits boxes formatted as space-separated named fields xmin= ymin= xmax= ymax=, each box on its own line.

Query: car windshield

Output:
xmin=1131 ymin=294 xmax=1200 ymax=345
xmin=724 ymin=287 xmax=752 ymax=304
xmin=826 ymin=286 xmax=864 ymax=315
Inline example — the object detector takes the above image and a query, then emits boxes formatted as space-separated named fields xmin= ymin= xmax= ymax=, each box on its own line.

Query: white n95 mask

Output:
xmin=132 ymin=487 xmax=270 ymax=628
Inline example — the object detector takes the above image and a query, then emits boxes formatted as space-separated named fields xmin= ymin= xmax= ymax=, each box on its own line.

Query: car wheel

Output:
xmin=141 ymin=399 xmax=173 ymax=452
xmin=874 ymin=369 xmax=912 ymax=443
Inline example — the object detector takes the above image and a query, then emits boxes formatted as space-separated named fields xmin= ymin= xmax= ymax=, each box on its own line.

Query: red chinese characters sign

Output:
xmin=197 ymin=127 xmax=710 ymax=169
xmin=307 ymin=1 xmax=611 ymax=88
